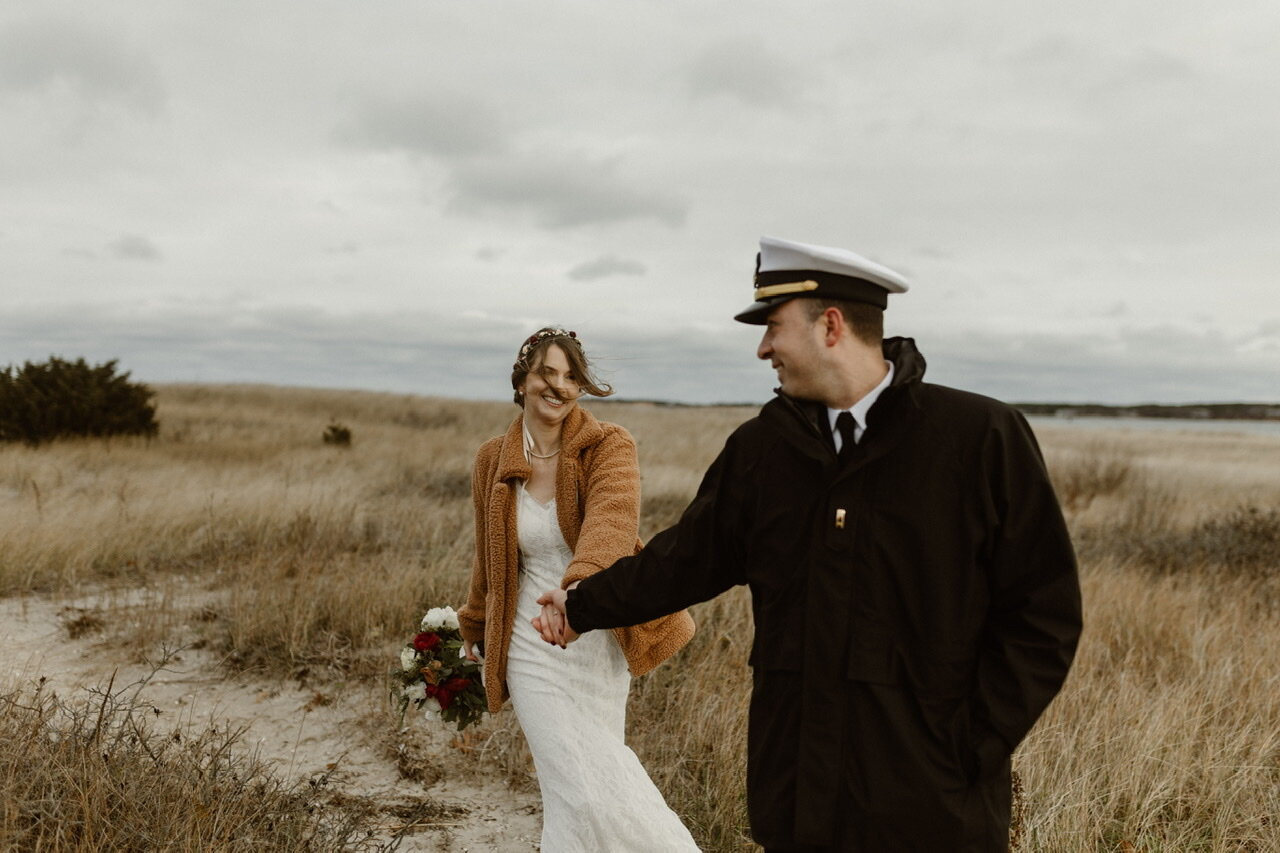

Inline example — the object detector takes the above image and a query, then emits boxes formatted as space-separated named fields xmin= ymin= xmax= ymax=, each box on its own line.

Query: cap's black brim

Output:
xmin=733 ymin=297 xmax=795 ymax=325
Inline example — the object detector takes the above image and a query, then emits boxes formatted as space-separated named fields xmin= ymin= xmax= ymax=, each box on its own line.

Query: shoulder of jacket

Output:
xmin=473 ymin=434 xmax=505 ymax=471
xmin=477 ymin=433 xmax=506 ymax=457
xmin=913 ymin=383 xmax=1030 ymax=436
xmin=712 ymin=412 xmax=776 ymax=472
xmin=595 ymin=420 xmax=636 ymax=447
xmin=732 ymin=413 xmax=771 ymax=442
xmin=916 ymin=382 xmax=1008 ymax=412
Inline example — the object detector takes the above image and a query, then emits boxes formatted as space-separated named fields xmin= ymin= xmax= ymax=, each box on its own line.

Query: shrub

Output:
xmin=323 ymin=421 xmax=353 ymax=446
xmin=0 ymin=357 xmax=158 ymax=445
xmin=1138 ymin=504 xmax=1280 ymax=579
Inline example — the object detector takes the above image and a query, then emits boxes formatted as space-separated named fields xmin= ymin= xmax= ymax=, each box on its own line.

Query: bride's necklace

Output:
xmin=522 ymin=420 xmax=561 ymax=461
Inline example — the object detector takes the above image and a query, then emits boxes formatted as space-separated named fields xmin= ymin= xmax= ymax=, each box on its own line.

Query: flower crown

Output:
xmin=513 ymin=328 xmax=579 ymax=370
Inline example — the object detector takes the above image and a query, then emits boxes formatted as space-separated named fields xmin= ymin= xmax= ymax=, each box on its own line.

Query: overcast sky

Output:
xmin=2 ymin=1 xmax=1277 ymax=405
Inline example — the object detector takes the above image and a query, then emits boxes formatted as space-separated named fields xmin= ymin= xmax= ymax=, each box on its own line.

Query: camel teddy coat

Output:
xmin=458 ymin=405 xmax=695 ymax=713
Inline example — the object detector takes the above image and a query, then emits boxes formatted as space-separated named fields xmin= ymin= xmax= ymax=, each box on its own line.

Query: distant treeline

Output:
xmin=607 ymin=399 xmax=1280 ymax=420
xmin=1014 ymin=402 xmax=1280 ymax=421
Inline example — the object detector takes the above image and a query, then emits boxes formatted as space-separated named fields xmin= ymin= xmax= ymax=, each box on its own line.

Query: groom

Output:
xmin=537 ymin=236 xmax=1082 ymax=852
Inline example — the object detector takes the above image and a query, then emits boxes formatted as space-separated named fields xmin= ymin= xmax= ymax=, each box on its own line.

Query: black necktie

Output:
xmin=835 ymin=411 xmax=856 ymax=461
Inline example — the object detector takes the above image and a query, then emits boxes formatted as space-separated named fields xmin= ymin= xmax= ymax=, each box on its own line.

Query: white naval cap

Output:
xmin=734 ymin=235 xmax=911 ymax=324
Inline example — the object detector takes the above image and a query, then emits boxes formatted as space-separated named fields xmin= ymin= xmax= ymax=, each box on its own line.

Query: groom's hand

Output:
xmin=533 ymin=587 xmax=580 ymax=648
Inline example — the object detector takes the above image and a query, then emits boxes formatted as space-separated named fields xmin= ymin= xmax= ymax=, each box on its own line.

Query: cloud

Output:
xmin=0 ymin=300 xmax=762 ymax=403
xmin=915 ymin=321 xmax=1280 ymax=404
xmin=0 ymin=18 xmax=164 ymax=115
xmin=1 ymin=3 xmax=1275 ymax=408
xmin=334 ymin=93 xmax=504 ymax=159
xmin=2 ymin=301 xmax=1277 ymax=406
xmin=108 ymin=234 xmax=161 ymax=261
xmin=448 ymin=153 xmax=687 ymax=229
xmin=998 ymin=34 xmax=1196 ymax=118
xmin=686 ymin=36 xmax=803 ymax=110
xmin=0 ymin=301 xmax=515 ymax=395
xmin=335 ymin=96 xmax=687 ymax=230
xmin=567 ymin=254 xmax=647 ymax=281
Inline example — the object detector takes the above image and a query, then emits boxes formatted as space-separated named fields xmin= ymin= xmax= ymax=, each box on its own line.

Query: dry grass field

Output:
xmin=2 ymin=385 xmax=1279 ymax=851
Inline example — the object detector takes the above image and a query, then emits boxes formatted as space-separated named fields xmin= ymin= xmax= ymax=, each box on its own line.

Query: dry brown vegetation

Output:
xmin=2 ymin=385 xmax=1279 ymax=851
xmin=0 ymin=664 xmax=382 ymax=851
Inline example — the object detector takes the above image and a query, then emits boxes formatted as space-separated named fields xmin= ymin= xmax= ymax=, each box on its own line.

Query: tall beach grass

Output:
xmin=2 ymin=386 xmax=1278 ymax=850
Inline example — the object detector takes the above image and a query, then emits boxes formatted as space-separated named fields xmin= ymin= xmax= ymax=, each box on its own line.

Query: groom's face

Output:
xmin=756 ymin=299 xmax=824 ymax=399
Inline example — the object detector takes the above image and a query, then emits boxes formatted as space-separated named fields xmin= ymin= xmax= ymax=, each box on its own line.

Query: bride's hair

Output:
xmin=510 ymin=327 xmax=613 ymax=406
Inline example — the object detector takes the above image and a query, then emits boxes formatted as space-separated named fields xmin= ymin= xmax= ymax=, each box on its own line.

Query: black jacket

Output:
xmin=569 ymin=337 xmax=1082 ymax=850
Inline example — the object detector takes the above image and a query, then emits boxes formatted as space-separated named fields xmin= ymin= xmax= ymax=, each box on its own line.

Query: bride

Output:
xmin=457 ymin=327 xmax=699 ymax=852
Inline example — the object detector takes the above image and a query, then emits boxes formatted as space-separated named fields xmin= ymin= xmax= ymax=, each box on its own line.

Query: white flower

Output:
xmin=420 ymin=607 xmax=447 ymax=630
xmin=402 ymin=682 xmax=426 ymax=701
xmin=421 ymin=606 xmax=460 ymax=631
xmin=422 ymin=697 xmax=442 ymax=721
xmin=400 ymin=647 xmax=418 ymax=672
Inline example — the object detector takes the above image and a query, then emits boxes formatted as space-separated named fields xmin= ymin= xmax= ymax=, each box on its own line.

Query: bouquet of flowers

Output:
xmin=390 ymin=606 xmax=486 ymax=731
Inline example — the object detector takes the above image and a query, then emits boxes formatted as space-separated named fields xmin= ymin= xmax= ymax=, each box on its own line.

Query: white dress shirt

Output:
xmin=827 ymin=361 xmax=895 ymax=453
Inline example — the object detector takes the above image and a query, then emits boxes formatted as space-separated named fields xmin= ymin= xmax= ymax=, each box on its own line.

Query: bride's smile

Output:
xmin=519 ymin=344 xmax=581 ymax=427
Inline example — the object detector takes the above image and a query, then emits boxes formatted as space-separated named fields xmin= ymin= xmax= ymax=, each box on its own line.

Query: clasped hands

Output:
xmin=531 ymin=582 xmax=580 ymax=648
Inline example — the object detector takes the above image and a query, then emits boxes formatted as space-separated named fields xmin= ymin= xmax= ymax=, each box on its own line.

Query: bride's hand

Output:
xmin=532 ymin=600 xmax=567 ymax=646
xmin=534 ymin=586 xmax=579 ymax=647
xmin=535 ymin=601 xmax=565 ymax=645
xmin=463 ymin=639 xmax=480 ymax=662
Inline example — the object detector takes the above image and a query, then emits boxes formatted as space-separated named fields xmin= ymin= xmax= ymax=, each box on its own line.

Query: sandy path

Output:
xmin=2 ymin=593 xmax=542 ymax=852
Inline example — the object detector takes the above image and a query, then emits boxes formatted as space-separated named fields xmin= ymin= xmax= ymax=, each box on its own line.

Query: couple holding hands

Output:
xmin=456 ymin=236 xmax=1082 ymax=853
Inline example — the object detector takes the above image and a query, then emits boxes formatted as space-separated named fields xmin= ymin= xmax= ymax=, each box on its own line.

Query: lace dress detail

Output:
xmin=505 ymin=484 xmax=700 ymax=852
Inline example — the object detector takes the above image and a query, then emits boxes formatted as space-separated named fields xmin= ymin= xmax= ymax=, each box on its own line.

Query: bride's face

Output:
xmin=519 ymin=343 xmax=581 ymax=427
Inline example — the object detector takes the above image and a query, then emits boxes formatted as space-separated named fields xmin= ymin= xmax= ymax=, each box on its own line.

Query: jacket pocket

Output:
xmin=846 ymin=638 xmax=975 ymax=699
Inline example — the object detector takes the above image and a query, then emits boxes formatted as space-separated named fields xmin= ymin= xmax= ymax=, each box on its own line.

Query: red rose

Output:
xmin=443 ymin=676 xmax=471 ymax=693
xmin=413 ymin=632 xmax=441 ymax=652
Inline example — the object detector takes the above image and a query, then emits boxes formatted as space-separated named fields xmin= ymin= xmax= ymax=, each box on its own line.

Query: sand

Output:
xmin=2 ymin=592 xmax=543 ymax=852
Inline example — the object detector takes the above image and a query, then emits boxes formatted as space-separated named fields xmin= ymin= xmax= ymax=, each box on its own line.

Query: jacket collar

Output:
xmin=493 ymin=404 xmax=605 ymax=482
xmin=881 ymin=336 xmax=926 ymax=388
xmin=771 ymin=336 xmax=926 ymax=408
xmin=762 ymin=336 xmax=928 ymax=464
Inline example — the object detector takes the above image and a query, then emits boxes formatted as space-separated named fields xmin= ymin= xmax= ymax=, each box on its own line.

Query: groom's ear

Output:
xmin=819 ymin=306 xmax=844 ymax=347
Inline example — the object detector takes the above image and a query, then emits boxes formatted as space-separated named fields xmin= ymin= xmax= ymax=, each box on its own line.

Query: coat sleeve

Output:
xmin=969 ymin=410 xmax=1082 ymax=778
xmin=560 ymin=426 xmax=642 ymax=587
xmin=457 ymin=445 xmax=493 ymax=644
xmin=568 ymin=433 xmax=752 ymax=632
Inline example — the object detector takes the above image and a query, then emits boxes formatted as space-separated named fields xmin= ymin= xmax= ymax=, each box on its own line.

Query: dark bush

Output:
xmin=1082 ymin=499 xmax=1280 ymax=582
xmin=1140 ymin=504 xmax=1280 ymax=578
xmin=0 ymin=357 xmax=158 ymax=445
xmin=323 ymin=421 xmax=352 ymax=446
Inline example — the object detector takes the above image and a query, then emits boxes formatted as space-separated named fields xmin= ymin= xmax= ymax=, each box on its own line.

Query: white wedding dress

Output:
xmin=505 ymin=484 xmax=700 ymax=853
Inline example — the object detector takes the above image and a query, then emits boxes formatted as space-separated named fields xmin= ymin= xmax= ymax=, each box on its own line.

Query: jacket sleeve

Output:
xmin=568 ymin=433 xmax=751 ymax=632
xmin=969 ymin=410 xmax=1082 ymax=778
xmin=561 ymin=426 xmax=642 ymax=587
xmin=457 ymin=446 xmax=492 ymax=644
